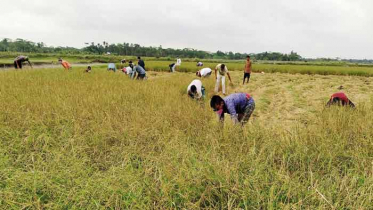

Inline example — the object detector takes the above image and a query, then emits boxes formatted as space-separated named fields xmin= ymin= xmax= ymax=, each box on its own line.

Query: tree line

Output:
xmin=0 ymin=38 xmax=304 ymax=61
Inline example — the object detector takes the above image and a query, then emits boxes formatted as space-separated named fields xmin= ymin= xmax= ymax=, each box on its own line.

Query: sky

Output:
xmin=1 ymin=0 xmax=372 ymax=59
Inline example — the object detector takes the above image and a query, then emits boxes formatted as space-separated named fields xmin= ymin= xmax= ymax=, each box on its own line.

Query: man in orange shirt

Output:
xmin=243 ymin=55 xmax=252 ymax=84
xmin=58 ymin=58 xmax=72 ymax=70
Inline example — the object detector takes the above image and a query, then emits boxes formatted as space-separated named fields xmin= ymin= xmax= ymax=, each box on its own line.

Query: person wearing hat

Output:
xmin=210 ymin=93 xmax=255 ymax=125
xmin=14 ymin=55 xmax=32 ymax=69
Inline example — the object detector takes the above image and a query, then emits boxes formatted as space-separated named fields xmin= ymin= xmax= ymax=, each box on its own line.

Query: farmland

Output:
xmin=0 ymin=65 xmax=373 ymax=208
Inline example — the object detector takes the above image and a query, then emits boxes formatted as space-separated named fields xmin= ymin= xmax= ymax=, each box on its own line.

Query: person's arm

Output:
xmin=349 ymin=100 xmax=356 ymax=108
xmin=226 ymin=102 xmax=239 ymax=124
xmin=215 ymin=68 xmax=217 ymax=79
xmin=227 ymin=72 xmax=232 ymax=83
xmin=28 ymin=61 xmax=33 ymax=68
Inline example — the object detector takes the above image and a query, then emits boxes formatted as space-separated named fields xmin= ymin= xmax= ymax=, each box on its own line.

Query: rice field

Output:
xmin=0 ymin=66 xmax=373 ymax=209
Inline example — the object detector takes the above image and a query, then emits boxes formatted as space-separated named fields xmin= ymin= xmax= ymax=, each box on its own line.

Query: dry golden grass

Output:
xmin=0 ymin=67 xmax=373 ymax=209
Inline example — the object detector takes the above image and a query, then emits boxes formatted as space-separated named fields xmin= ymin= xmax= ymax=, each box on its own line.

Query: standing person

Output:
xmin=196 ymin=67 xmax=212 ymax=78
xmin=210 ymin=93 xmax=255 ymax=125
xmin=59 ymin=58 xmax=71 ymax=70
xmin=176 ymin=57 xmax=181 ymax=66
xmin=187 ymin=79 xmax=205 ymax=99
xmin=175 ymin=57 xmax=181 ymax=71
xmin=14 ymin=56 xmax=32 ymax=69
xmin=243 ymin=55 xmax=252 ymax=84
xmin=169 ymin=63 xmax=176 ymax=72
xmin=326 ymin=92 xmax=355 ymax=108
xmin=214 ymin=64 xmax=232 ymax=95
xmin=137 ymin=56 xmax=145 ymax=70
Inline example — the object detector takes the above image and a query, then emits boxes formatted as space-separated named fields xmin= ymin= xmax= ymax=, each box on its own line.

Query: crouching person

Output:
xmin=187 ymin=79 xmax=205 ymax=99
xmin=210 ymin=93 xmax=255 ymax=125
xmin=326 ymin=92 xmax=355 ymax=108
xmin=133 ymin=65 xmax=146 ymax=80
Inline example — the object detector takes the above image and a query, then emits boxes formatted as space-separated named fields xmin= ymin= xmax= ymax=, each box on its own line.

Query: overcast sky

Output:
xmin=1 ymin=0 xmax=372 ymax=59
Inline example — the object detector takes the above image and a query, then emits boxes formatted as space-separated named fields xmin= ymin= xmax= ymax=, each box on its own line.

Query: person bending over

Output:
xmin=210 ymin=93 xmax=255 ymax=125
xmin=187 ymin=79 xmax=205 ymax=99
xmin=326 ymin=92 xmax=355 ymax=108
xmin=214 ymin=64 xmax=232 ymax=95
xmin=196 ymin=68 xmax=212 ymax=78
xmin=14 ymin=55 xmax=32 ymax=69
xmin=59 ymin=58 xmax=72 ymax=70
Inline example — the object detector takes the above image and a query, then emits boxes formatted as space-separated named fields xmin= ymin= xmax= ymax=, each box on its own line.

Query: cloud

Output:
xmin=0 ymin=0 xmax=372 ymax=59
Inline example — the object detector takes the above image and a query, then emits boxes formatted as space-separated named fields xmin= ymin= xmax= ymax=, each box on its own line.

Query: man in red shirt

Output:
xmin=326 ymin=92 xmax=355 ymax=108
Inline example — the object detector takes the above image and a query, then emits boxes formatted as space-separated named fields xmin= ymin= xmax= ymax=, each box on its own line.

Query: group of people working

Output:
xmin=120 ymin=57 xmax=147 ymax=80
xmin=188 ymin=55 xmax=354 ymax=126
xmin=13 ymin=56 xmax=72 ymax=70
xmin=14 ymin=55 xmax=355 ymax=126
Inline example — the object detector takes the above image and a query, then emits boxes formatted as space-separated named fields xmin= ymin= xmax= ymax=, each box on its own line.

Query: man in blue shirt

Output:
xmin=210 ymin=93 xmax=255 ymax=125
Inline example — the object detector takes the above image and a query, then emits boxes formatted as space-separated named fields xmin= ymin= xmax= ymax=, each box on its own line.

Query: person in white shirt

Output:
xmin=176 ymin=57 xmax=181 ymax=66
xmin=196 ymin=68 xmax=212 ymax=78
xmin=214 ymin=64 xmax=232 ymax=95
xmin=187 ymin=79 xmax=205 ymax=99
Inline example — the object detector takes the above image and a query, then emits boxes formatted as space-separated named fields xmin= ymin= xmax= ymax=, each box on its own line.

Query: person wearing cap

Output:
xmin=210 ymin=93 xmax=255 ymax=125
xmin=58 ymin=58 xmax=71 ymax=70
xmin=14 ymin=55 xmax=32 ymax=69
xmin=214 ymin=63 xmax=232 ymax=95
xmin=196 ymin=67 xmax=212 ymax=78
xmin=326 ymin=92 xmax=355 ymax=108
xmin=187 ymin=79 xmax=205 ymax=100
xmin=243 ymin=55 xmax=252 ymax=84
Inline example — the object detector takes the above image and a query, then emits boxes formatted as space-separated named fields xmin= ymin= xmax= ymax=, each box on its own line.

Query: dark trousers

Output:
xmin=243 ymin=73 xmax=251 ymax=83
xmin=14 ymin=61 xmax=22 ymax=69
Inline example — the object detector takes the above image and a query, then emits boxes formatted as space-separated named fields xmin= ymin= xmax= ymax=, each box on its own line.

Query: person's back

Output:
xmin=108 ymin=63 xmax=116 ymax=71
xmin=187 ymin=79 xmax=203 ymax=99
xmin=327 ymin=92 xmax=355 ymax=107
xmin=210 ymin=93 xmax=255 ymax=125
xmin=200 ymin=68 xmax=212 ymax=77
xmin=224 ymin=93 xmax=251 ymax=115
xmin=62 ymin=61 xmax=71 ymax=69
xmin=15 ymin=56 xmax=27 ymax=62
xmin=135 ymin=65 xmax=146 ymax=75
xmin=138 ymin=57 xmax=145 ymax=69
